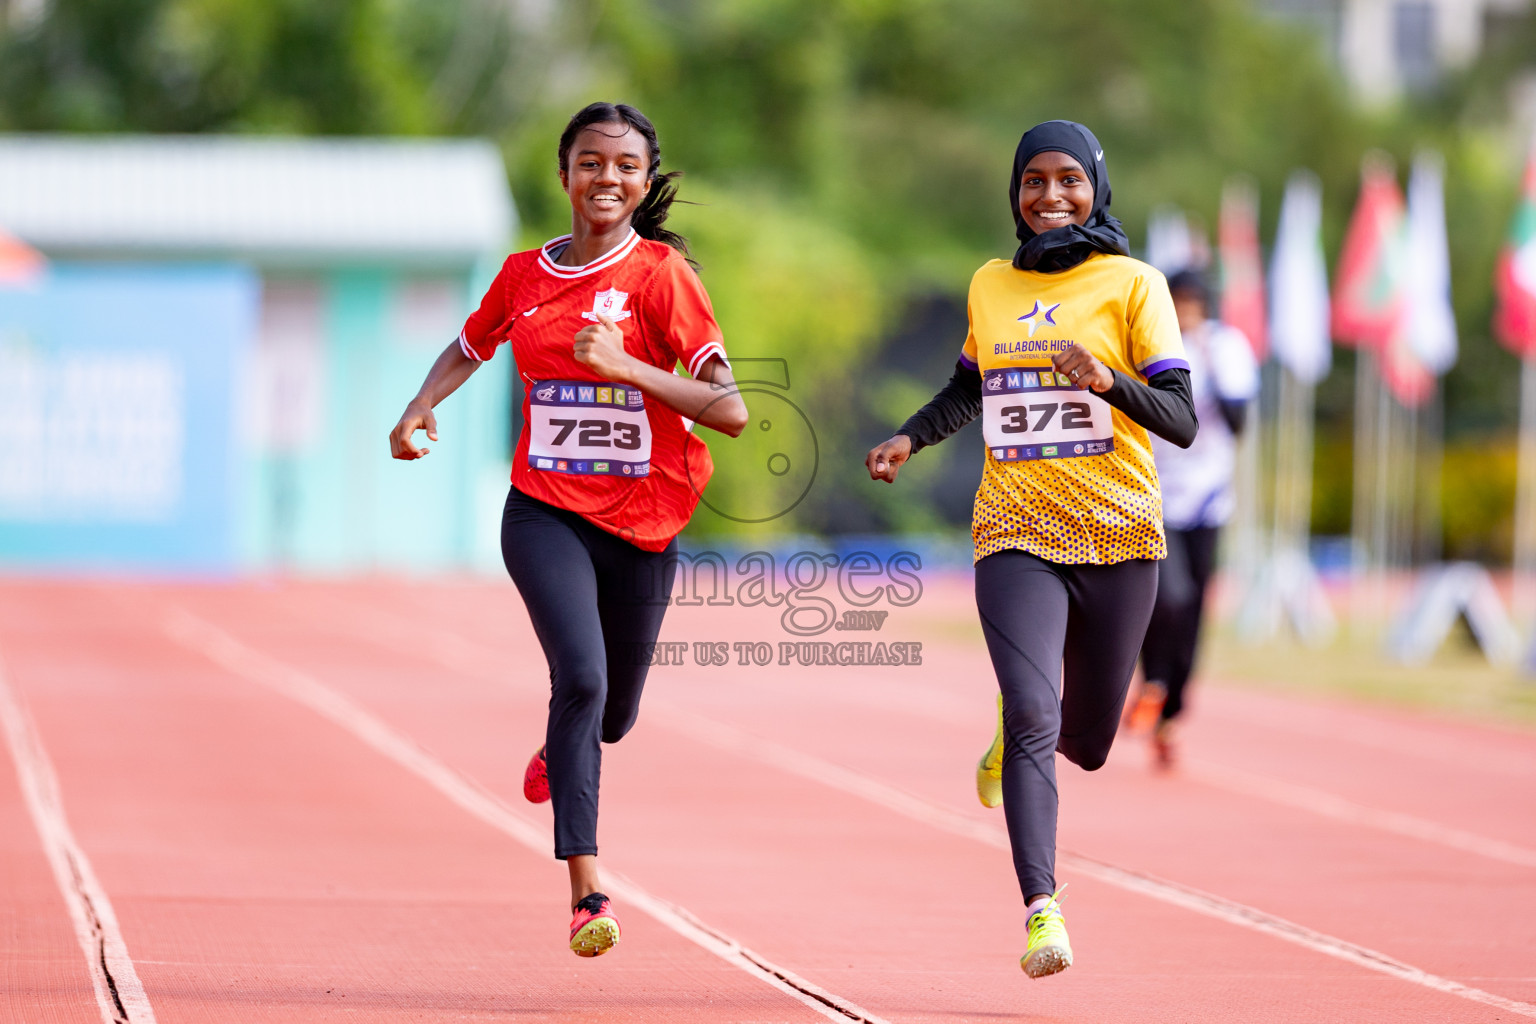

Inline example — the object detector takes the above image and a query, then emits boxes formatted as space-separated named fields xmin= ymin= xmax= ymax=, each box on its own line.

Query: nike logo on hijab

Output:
xmin=1009 ymin=120 xmax=1129 ymax=273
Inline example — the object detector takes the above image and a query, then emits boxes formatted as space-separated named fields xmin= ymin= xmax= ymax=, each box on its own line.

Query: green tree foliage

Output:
xmin=664 ymin=182 xmax=880 ymax=537
xmin=0 ymin=0 xmax=457 ymax=132
xmin=2 ymin=0 xmax=1533 ymax=545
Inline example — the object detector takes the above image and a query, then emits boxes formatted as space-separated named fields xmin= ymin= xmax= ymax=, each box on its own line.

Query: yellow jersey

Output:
xmin=959 ymin=253 xmax=1188 ymax=565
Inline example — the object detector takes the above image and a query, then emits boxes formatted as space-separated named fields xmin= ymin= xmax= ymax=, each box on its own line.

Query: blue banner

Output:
xmin=0 ymin=264 xmax=258 ymax=573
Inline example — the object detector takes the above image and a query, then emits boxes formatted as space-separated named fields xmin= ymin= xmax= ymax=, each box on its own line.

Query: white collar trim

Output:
xmin=538 ymin=230 xmax=641 ymax=278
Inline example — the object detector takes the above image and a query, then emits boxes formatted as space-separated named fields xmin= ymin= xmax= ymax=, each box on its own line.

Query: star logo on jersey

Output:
xmin=1017 ymin=301 xmax=1060 ymax=337
xmin=581 ymin=288 xmax=632 ymax=322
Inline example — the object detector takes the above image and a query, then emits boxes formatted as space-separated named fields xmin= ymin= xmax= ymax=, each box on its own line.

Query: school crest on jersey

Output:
xmin=582 ymin=288 xmax=632 ymax=322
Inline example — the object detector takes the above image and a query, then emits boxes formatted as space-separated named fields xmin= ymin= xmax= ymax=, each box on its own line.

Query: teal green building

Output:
xmin=0 ymin=135 xmax=517 ymax=575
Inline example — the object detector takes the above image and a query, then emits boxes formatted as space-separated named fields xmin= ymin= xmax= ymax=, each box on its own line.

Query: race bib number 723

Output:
xmin=527 ymin=379 xmax=651 ymax=477
xmin=981 ymin=367 xmax=1114 ymax=462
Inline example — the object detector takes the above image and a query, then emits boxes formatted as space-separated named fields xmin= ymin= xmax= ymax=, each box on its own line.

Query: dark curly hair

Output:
xmin=557 ymin=102 xmax=690 ymax=259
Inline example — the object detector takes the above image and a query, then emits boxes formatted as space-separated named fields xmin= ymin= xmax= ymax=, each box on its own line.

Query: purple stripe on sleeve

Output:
xmin=958 ymin=351 xmax=978 ymax=370
xmin=1139 ymin=357 xmax=1190 ymax=378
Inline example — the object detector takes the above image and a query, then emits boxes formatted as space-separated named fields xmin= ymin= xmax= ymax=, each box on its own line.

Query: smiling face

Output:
xmin=560 ymin=123 xmax=652 ymax=232
xmin=1017 ymin=150 xmax=1094 ymax=235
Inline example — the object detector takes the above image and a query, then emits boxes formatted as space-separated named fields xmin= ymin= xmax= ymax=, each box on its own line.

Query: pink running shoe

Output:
xmin=523 ymin=746 xmax=549 ymax=803
xmin=569 ymin=892 xmax=621 ymax=957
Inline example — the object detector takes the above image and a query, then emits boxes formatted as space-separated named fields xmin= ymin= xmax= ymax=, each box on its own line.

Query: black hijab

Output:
xmin=1010 ymin=120 xmax=1129 ymax=273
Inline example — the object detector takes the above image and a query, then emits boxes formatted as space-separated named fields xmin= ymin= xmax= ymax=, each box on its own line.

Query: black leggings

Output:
xmin=975 ymin=549 xmax=1159 ymax=902
xmin=500 ymin=486 xmax=677 ymax=859
xmin=1140 ymin=525 xmax=1219 ymax=722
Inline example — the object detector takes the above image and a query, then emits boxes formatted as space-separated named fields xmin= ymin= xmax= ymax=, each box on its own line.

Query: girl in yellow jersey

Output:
xmin=866 ymin=121 xmax=1196 ymax=979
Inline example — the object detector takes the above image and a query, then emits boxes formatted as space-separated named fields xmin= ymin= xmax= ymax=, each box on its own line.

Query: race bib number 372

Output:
xmin=981 ymin=367 xmax=1114 ymax=462
xmin=527 ymin=379 xmax=651 ymax=477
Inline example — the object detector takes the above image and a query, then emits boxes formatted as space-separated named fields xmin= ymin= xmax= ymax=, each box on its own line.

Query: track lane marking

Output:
xmin=1200 ymin=696 xmax=1536 ymax=778
xmin=1182 ymin=756 xmax=1536 ymax=870
xmin=0 ymin=653 xmax=157 ymax=1024
xmin=311 ymin=594 xmax=1536 ymax=874
xmin=163 ymin=609 xmax=890 ymax=1024
xmin=649 ymin=705 xmax=1536 ymax=1020
xmin=230 ymin=591 xmax=1536 ymax=1013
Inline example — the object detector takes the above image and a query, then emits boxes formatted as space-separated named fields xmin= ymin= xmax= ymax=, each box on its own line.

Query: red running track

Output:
xmin=1 ymin=577 xmax=1533 ymax=1023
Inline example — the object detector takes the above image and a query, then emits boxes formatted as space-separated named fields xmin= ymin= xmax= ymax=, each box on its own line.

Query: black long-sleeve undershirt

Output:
xmin=896 ymin=361 xmax=1198 ymax=454
xmin=896 ymin=361 xmax=983 ymax=455
xmin=1099 ymin=368 xmax=1198 ymax=447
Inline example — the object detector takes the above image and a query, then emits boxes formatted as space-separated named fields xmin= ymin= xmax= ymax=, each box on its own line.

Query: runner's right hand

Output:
xmin=866 ymin=434 xmax=913 ymax=483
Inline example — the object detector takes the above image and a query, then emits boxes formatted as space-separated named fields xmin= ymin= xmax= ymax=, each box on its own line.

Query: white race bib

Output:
xmin=981 ymin=367 xmax=1114 ymax=462
xmin=527 ymin=379 xmax=651 ymax=477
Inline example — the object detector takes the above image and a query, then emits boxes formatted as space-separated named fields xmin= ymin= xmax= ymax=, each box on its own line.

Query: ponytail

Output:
xmin=557 ymin=102 xmax=693 ymax=261
xmin=630 ymin=169 xmax=690 ymax=259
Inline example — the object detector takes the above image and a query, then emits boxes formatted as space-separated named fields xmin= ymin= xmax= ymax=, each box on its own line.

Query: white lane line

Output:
xmin=1201 ymin=698 xmax=1536 ymax=779
xmin=248 ymin=596 xmax=1536 ymax=1013
xmin=163 ymin=609 xmax=889 ymax=1024
xmin=313 ymin=597 xmax=1536 ymax=878
xmin=1183 ymin=756 xmax=1536 ymax=871
xmin=651 ymin=706 xmax=1536 ymax=1021
xmin=0 ymin=654 xmax=158 ymax=1024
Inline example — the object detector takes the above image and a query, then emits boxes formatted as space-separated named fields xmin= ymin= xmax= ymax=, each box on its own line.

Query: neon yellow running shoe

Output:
xmin=569 ymin=892 xmax=621 ymax=957
xmin=1021 ymin=888 xmax=1073 ymax=979
xmin=976 ymin=693 xmax=1004 ymax=808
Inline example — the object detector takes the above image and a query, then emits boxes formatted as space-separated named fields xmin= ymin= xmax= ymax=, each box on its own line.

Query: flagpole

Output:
xmin=1404 ymin=402 xmax=1412 ymax=573
xmin=1351 ymin=349 xmax=1380 ymax=639
xmin=1275 ymin=366 xmax=1318 ymax=560
xmin=1253 ymin=169 xmax=1333 ymax=646
xmin=1218 ymin=176 xmax=1269 ymax=623
xmin=1515 ymin=355 xmax=1536 ymax=639
xmin=1376 ymin=360 xmax=1398 ymax=618
xmin=1230 ymin=386 xmax=1264 ymax=606
xmin=1272 ymin=368 xmax=1292 ymax=560
xmin=1421 ymin=382 xmax=1444 ymax=564
xmin=1236 ymin=362 xmax=1280 ymax=644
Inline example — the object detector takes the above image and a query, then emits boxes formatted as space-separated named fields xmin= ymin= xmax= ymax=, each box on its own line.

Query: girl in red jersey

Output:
xmin=389 ymin=102 xmax=747 ymax=958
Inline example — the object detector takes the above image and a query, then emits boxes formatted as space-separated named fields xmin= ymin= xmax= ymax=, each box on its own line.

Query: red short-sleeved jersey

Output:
xmin=458 ymin=230 xmax=729 ymax=551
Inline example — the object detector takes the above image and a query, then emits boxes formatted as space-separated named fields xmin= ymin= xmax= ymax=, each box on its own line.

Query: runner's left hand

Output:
xmin=574 ymin=314 xmax=636 ymax=382
xmin=1052 ymin=344 xmax=1114 ymax=393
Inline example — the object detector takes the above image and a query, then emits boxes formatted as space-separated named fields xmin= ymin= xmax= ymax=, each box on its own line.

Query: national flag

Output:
xmin=1333 ymin=155 xmax=1433 ymax=406
xmin=1403 ymin=151 xmax=1457 ymax=375
xmin=1495 ymin=136 xmax=1536 ymax=359
xmin=1332 ymin=156 xmax=1408 ymax=349
xmin=0 ymin=224 xmax=45 ymax=287
xmin=1219 ymin=178 xmax=1267 ymax=361
xmin=1378 ymin=332 xmax=1434 ymax=406
xmin=1147 ymin=206 xmax=1199 ymax=275
xmin=1269 ymin=171 xmax=1331 ymax=384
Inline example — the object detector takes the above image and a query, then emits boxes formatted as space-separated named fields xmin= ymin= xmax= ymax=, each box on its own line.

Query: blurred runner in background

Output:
xmin=1128 ymin=269 xmax=1259 ymax=768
